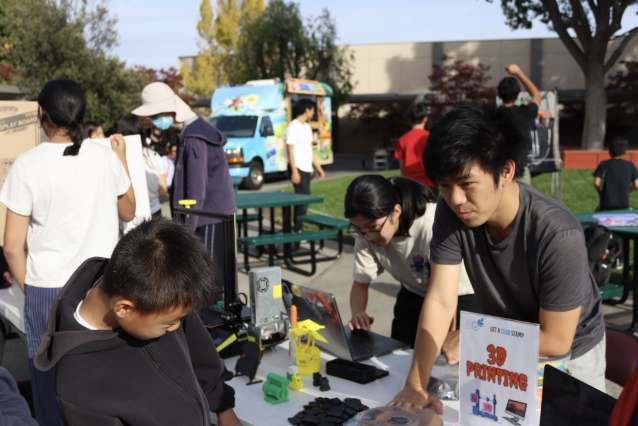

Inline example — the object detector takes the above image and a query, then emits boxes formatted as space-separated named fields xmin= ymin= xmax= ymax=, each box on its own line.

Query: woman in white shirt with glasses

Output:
xmin=344 ymin=175 xmax=474 ymax=347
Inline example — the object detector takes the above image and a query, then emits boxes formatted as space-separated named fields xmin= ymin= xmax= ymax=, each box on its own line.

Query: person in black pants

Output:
xmin=286 ymin=98 xmax=325 ymax=232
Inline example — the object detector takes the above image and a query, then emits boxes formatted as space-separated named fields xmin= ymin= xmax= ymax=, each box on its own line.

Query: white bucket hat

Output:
xmin=132 ymin=82 xmax=196 ymax=122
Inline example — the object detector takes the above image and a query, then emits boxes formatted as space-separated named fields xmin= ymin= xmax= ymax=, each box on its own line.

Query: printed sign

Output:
xmin=460 ymin=311 xmax=539 ymax=426
xmin=94 ymin=135 xmax=151 ymax=233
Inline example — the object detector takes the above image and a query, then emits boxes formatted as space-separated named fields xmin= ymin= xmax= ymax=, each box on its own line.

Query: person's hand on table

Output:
xmin=348 ymin=311 xmax=374 ymax=331
xmin=217 ymin=407 xmax=242 ymax=426
xmin=290 ymin=170 xmax=301 ymax=185
xmin=388 ymin=384 xmax=443 ymax=414
xmin=442 ymin=330 xmax=460 ymax=364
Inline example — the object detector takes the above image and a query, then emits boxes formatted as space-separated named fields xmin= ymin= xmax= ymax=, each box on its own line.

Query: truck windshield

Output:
xmin=209 ymin=116 xmax=258 ymax=138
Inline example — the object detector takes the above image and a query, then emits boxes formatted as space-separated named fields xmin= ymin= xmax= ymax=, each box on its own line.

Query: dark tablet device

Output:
xmin=539 ymin=365 xmax=616 ymax=426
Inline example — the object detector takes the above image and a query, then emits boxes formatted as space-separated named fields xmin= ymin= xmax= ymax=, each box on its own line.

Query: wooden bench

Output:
xmin=298 ymin=214 xmax=349 ymax=261
xmin=239 ymin=230 xmax=337 ymax=276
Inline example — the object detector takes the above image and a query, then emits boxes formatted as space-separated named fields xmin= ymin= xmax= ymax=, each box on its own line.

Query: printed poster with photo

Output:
xmin=93 ymin=135 xmax=151 ymax=234
xmin=460 ymin=311 xmax=539 ymax=426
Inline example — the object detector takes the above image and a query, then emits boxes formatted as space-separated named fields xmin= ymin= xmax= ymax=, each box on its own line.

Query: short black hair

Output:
xmin=292 ymin=98 xmax=316 ymax=119
xmin=423 ymin=103 xmax=526 ymax=186
xmin=102 ymin=217 xmax=217 ymax=316
xmin=344 ymin=175 xmax=436 ymax=237
xmin=408 ymin=102 xmax=428 ymax=125
xmin=609 ymin=138 xmax=629 ymax=157
xmin=498 ymin=77 xmax=520 ymax=104
xmin=83 ymin=120 xmax=100 ymax=140
xmin=117 ymin=113 xmax=149 ymax=149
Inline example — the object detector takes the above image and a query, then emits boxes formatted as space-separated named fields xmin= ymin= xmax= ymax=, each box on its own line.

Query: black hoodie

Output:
xmin=34 ymin=258 xmax=235 ymax=426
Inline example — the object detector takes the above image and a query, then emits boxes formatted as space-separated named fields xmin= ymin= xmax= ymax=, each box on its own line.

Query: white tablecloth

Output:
xmin=224 ymin=343 xmax=460 ymax=426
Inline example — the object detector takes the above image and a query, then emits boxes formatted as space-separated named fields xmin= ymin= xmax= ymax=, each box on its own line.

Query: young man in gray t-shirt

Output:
xmin=389 ymin=103 xmax=605 ymax=414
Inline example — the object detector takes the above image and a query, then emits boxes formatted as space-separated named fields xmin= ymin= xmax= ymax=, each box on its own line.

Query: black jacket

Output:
xmin=34 ymin=258 xmax=235 ymax=426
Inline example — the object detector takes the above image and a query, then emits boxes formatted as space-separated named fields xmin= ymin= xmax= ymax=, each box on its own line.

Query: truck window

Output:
xmin=260 ymin=116 xmax=274 ymax=136
xmin=209 ymin=116 xmax=258 ymax=138
xmin=290 ymin=94 xmax=318 ymax=122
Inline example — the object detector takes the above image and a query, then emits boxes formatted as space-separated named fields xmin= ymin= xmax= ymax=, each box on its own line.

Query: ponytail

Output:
xmin=37 ymin=78 xmax=86 ymax=157
xmin=344 ymin=175 xmax=436 ymax=237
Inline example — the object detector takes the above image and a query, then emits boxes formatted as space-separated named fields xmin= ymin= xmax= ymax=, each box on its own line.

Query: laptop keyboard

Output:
xmin=347 ymin=338 xmax=380 ymax=357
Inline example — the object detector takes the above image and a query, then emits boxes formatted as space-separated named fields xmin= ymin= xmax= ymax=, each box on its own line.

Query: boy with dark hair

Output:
xmin=594 ymin=137 xmax=638 ymax=211
xmin=287 ymin=98 xmax=325 ymax=232
xmin=498 ymin=64 xmax=541 ymax=185
xmin=389 ymin=103 xmax=605 ymax=412
xmin=394 ymin=102 xmax=438 ymax=195
xmin=34 ymin=217 xmax=240 ymax=426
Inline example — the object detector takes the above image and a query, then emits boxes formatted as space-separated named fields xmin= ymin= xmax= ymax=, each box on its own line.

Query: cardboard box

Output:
xmin=0 ymin=101 xmax=41 ymax=242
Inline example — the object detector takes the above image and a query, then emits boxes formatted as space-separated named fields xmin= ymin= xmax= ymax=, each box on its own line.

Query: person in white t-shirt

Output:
xmin=0 ymin=78 xmax=135 ymax=426
xmin=117 ymin=113 xmax=167 ymax=216
xmin=286 ymin=98 xmax=325 ymax=232
xmin=344 ymin=175 xmax=476 ymax=347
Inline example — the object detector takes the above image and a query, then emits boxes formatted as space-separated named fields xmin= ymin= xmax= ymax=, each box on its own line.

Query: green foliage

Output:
xmin=235 ymin=0 xmax=355 ymax=106
xmin=1 ymin=0 xmax=147 ymax=131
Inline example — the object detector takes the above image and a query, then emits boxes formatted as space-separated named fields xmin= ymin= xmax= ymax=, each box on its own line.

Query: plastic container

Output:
xmin=592 ymin=213 xmax=638 ymax=227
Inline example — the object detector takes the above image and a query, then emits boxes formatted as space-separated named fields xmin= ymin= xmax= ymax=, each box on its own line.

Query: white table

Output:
xmin=223 ymin=344 xmax=460 ymax=426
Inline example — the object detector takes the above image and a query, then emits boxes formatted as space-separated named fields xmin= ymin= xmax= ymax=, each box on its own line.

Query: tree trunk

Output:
xmin=581 ymin=59 xmax=608 ymax=150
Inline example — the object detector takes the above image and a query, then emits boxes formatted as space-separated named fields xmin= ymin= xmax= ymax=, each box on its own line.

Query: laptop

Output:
xmin=539 ymin=365 xmax=616 ymax=426
xmin=281 ymin=279 xmax=410 ymax=361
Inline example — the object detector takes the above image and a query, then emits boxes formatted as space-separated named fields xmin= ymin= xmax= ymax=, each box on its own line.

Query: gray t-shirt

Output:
xmin=430 ymin=183 xmax=604 ymax=359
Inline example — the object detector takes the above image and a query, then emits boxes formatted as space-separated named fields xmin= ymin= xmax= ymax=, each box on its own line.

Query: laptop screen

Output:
xmin=281 ymin=280 xmax=351 ymax=359
xmin=540 ymin=365 xmax=616 ymax=426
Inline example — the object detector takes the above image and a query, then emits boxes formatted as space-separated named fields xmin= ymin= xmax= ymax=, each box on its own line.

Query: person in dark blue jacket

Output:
xmin=133 ymin=83 xmax=237 ymax=288
xmin=0 ymin=366 xmax=38 ymax=425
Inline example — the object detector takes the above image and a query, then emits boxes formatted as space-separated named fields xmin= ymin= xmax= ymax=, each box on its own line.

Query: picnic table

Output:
xmin=575 ymin=208 xmax=638 ymax=332
xmin=235 ymin=192 xmax=328 ymax=275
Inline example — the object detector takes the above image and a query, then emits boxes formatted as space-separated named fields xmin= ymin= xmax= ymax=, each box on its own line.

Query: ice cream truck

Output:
xmin=209 ymin=78 xmax=334 ymax=190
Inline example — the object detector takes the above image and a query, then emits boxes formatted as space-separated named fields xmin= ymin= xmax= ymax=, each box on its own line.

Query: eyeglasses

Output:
xmin=347 ymin=215 xmax=391 ymax=239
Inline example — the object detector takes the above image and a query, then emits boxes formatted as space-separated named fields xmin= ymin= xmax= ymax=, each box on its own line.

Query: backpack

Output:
xmin=584 ymin=225 xmax=622 ymax=287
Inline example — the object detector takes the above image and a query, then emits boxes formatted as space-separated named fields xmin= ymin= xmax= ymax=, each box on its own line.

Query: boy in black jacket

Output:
xmin=34 ymin=217 xmax=240 ymax=426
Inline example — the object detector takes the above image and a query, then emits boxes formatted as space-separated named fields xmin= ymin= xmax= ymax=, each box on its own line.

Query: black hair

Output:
xmin=498 ymin=77 xmax=520 ymax=104
xmin=344 ymin=175 xmax=436 ymax=237
xmin=117 ymin=113 xmax=149 ymax=149
xmin=83 ymin=120 xmax=100 ymax=140
xmin=408 ymin=102 xmax=428 ymax=125
xmin=423 ymin=103 xmax=526 ymax=186
xmin=292 ymin=98 xmax=316 ymax=119
xmin=102 ymin=216 xmax=217 ymax=316
xmin=37 ymin=78 xmax=86 ymax=156
xmin=609 ymin=137 xmax=629 ymax=157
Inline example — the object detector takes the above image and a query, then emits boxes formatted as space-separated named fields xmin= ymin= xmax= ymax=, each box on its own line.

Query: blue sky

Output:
xmin=110 ymin=0 xmax=638 ymax=69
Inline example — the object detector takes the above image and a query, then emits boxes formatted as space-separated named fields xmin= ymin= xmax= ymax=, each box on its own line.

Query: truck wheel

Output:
xmin=243 ymin=161 xmax=264 ymax=190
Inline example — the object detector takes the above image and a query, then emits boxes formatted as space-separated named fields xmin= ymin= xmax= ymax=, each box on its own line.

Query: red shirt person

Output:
xmin=394 ymin=102 xmax=437 ymax=193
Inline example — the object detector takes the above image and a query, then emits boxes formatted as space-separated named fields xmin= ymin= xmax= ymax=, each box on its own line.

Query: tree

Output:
xmin=489 ymin=0 xmax=638 ymax=150
xmin=235 ymin=0 xmax=355 ymax=106
xmin=183 ymin=0 xmax=263 ymax=96
xmin=426 ymin=55 xmax=496 ymax=121
xmin=2 ymin=0 xmax=147 ymax=131
xmin=135 ymin=66 xmax=194 ymax=105
xmin=607 ymin=60 xmax=638 ymax=92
